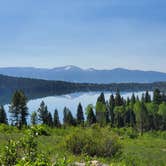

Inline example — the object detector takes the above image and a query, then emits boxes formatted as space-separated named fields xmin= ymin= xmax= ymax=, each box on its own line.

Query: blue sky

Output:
xmin=0 ymin=0 xmax=166 ymax=72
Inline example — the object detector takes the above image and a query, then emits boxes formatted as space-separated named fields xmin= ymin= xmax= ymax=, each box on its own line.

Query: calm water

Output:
xmin=4 ymin=91 xmax=153 ymax=122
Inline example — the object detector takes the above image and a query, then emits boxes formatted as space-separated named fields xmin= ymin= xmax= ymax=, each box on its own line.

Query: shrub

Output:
xmin=0 ymin=124 xmax=19 ymax=134
xmin=113 ymin=127 xmax=138 ymax=139
xmin=30 ymin=125 xmax=51 ymax=136
xmin=0 ymin=130 xmax=51 ymax=166
xmin=65 ymin=127 xmax=121 ymax=158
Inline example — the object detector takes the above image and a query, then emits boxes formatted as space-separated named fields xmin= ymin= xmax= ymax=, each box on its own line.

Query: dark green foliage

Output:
xmin=76 ymin=103 xmax=84 ymax=125
xmin=86 ymin=104 xmax=96 ymax=125
xmin=97 ymin=92 xmax=106 ymax=104
xmin=131 ymin=93 xmax=136 ymax=105
xmin=114 ymin=106 xmax=125 ymax=128
xmin=158 ymin=102 xmax=166 ymax=130
xmin=124 ymin=107 xmax=136 ymax=127
xmin=141 ymin=93 xmax=145 ymax=102
xmin=38 ymin=101 xmax=48 ymax=125
xmin=38 ymin=101 xmax=48 ymax=124
xmin=134 ymin=101 xmax=149 ymax=135
xmin=115 ymin=89 xmax=123 ymax=106
xmin=37 ymin=101 xmax=53 ymax=127
xmin=96 ymin=101 xmax=107 ymax=126
xmin=145 ymin=90 xmax=151 ymax=103
xmin=0 ymin=106 xmax=8 ymax=124
xmin=47 ymin=112 xmax=53 ymax=127
xmin=146 ymin=103 xmax=159 ymax=130
xmin=9 ymin=90 xmax=28 ymax=128
xmin=109 ymin=94 xmax=115 ymax=125
xmin=53 ymin=109 xmax=61 ymax=128
xmin=106 ymin=101 xmax=110 ymax=124
xmin=63 ymin=107 xmax=76 ymax=126
xmin=153 ymin=89 xmax=162 ymax=104
xmin=31 ymin=111 xmax=38 ymax=125
xmin=161 ymin=92 xmax=166 ymax=102
xmin=96 ymin=93 xmax=107 ymax=126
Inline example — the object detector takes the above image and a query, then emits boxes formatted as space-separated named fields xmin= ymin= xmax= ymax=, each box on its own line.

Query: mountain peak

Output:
xmin=64 ymin=65 xmax=80 ymax=70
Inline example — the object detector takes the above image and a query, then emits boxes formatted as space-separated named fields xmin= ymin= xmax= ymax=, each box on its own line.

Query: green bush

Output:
xmin=0 ymin=130 xmax=51 ymax=166
xmin=65 ymin=127 xmax=121 ymax=157
xmin=0 ymin=124 xmax=19 ymax=134
xmin=30 ymin=125 xmax=51 ymax=136
xmin=113 ymin=127 xmax=138 ymax=139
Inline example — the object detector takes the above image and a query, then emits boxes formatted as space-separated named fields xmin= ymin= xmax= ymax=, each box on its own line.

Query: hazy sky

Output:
xmin=0 ymin=0 xmax=166 ymax=72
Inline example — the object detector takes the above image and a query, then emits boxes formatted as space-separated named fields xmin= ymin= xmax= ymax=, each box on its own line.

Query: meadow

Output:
xmin=0 ymin=125 xmax=166 ymax=166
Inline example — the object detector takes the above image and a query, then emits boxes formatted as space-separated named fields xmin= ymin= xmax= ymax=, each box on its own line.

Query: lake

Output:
xmin=4 ymin=91 xmax=153 ymax=123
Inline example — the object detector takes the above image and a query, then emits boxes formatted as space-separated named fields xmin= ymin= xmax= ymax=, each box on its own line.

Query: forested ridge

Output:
xmin=0 ymin=74 xmax=166 ymax=103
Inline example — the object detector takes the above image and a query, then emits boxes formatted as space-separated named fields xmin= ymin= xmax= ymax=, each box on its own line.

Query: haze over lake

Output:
xmin=4 ymin=91 xmax=153 ymax=122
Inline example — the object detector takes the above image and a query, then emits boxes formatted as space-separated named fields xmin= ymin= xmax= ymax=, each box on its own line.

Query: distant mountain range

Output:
xmin=0 ymin=66 xmax=166 ymax=83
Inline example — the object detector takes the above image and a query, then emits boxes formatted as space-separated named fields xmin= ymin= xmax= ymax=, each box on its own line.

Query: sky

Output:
xmin=0 ymin=0 xmax=166 ymax=72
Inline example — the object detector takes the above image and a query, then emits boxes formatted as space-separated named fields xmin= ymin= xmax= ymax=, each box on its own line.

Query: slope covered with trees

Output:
xmin=0 ymin=74 xmax=166 ymax=104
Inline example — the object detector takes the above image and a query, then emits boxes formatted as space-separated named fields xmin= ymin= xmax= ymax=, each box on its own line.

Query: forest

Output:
xmin=0 ymin=89 xmax=166 ymax=165
xmin=0 ymin=73 xmax=166 ymax=104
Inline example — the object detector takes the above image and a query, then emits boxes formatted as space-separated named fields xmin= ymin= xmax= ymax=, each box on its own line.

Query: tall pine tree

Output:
xmin=76 ymin=103 xmax=84 ymax=125
xmin=0 ymin=105 xmax=8 ymax=124
xmin=9 ymin=90 xmax=28 ymax=128
xmin=53 ymin=109 xmax=61 ymax=128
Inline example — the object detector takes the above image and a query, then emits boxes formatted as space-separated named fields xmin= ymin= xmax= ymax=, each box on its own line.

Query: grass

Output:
xmin=120 ymin=135 xmax=166 ymax=166
xmin=0 ymin=125 xmax=166 ymax=165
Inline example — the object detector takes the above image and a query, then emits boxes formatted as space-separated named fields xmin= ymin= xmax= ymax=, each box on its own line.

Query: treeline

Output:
xmin=0 ymin=89 xmax=166 ymax=135
xmin=0 ymin=74 xmax=166 ymax=104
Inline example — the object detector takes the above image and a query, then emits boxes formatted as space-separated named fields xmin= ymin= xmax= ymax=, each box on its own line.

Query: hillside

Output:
xmin=0 ymin=74 xmax=166 ymax=104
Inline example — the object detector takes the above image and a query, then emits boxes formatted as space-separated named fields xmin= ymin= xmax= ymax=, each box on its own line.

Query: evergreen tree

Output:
xmin=97 ymin=92 xmax=106 ymax=104
xmin=158 ymin=102 xmax=166 ymax=130
xmin=53 ymin=109 xmax=61 ymax=128
xmin=96 ymin=93 xmax=107 ymax=126
xmin=131 ymin=93 xmax=136 ymax=105
xmin=31 ymin=111 xmax=38 ymax=125
xmin=114 ymin=106 xmax=125 ymax=128
xmin=96 ymin=101 xmax=107 ymax=126
xmin=38 ymin=101 xmax=49 ymax=125
xmin=146 ymin=103 xmax=159 ymax=130
xmin=63 ymin=107 xmax=68 ymax=125
xmin=126 ymin=97 xmax=130 ymax=106
xmin=161 ymin=92 xmax=166 ymax=102
xmin=109 ymin=94 xmax=115 ymax=125
xmin=115 ymin=89 xmax=123 ymax=106
xmin=0 ymin=105 xmax=8 ymax=124
xmin=134 ymin=101 xmax=148 ymax=135
xmin=145 ymin=91 xmax=151 ymax=103
xmin=153 ymin=89 xmax=162 ymax=104
xmin=63 ymin=107 xmax=76 ymax=126
xmin=124 ymin=106 xmax=136 ymax=127
xmin=106 ymin=101 xmax=110 ymax=124
xmin=86 ymin=104 xmax=96 ymax=125
xmin=47 ymin=112 xmax=53 ymax=127
xmin=141 ymin=93 xmax=145 ymax=103
xmin=9 ymin=90 xmax=28 ymax=128
xmin=76 ymin=103 xmax=84 ymax=125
